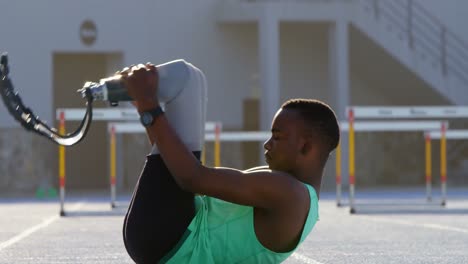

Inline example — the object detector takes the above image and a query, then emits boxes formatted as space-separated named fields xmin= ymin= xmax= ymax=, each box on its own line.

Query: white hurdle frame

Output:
xmin=108 ymin=123 xmax=275 ymax=205
xmin=427 ymin=130 xmax=468 ymax=140
xmin=425 ymin=130 xmax=468 ymax=207
xmin=55 ymin=108 xmax=222 ymax=214
xmin=107 ymin=122 xmax=223 ymax=208
xmin=56 ymin=108 xmax=141 ymax=215
xmin=347 ymin=106 xmax=468 ymax=214
xmin=337 ymin=120 xmax=448 ymax=212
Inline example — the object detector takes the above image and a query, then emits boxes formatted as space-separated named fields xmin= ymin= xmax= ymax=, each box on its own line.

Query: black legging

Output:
xmin=122 ymin=152 xmax=200 ymax=263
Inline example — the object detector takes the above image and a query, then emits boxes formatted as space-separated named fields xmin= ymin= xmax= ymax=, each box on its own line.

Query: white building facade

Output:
xmin=1 ymin=0 xmax=468 ymax=192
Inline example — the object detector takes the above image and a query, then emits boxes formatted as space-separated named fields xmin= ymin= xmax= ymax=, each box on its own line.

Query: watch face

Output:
xmin=141 ymin=112 xmax=153 ymax=126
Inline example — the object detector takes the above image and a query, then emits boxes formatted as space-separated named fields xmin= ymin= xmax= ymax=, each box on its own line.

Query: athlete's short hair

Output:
xmin=281 ymin=99 xmax=340 ymax=155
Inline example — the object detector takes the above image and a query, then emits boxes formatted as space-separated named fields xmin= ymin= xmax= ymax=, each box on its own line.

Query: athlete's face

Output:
xmin=263 ymin=108 xmax=305 ymax=173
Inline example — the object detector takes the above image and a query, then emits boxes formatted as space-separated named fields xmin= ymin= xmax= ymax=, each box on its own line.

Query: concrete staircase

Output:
xmin=219 ymin=0 xmax=468 ymax=105
xmin=350 ymin=0 xmax=468 ymax=105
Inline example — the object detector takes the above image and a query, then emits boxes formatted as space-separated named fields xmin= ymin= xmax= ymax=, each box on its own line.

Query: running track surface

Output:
xmin=1 ymin=188 xmax=468 ymax=264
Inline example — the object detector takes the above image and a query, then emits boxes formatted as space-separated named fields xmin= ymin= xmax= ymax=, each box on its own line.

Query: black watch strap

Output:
xmin=140 ymin=106 xmax=164 ymax=127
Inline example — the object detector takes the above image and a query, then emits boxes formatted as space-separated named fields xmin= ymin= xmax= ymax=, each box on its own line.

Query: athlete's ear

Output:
xmin=300 ymin=137 xmax=313 ymax=155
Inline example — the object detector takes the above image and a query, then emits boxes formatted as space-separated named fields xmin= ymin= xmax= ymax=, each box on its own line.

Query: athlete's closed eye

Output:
xmin=271 ymin=129 xmax=281 ymax=140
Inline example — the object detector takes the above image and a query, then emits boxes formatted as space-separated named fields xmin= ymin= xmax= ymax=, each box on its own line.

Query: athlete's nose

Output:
xmin=264 ymin=137 xmax=272 ymax=151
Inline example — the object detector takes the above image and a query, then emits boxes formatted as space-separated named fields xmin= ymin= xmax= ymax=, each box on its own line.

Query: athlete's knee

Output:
xmin=151 ymin=62 xmax=207 ymax=154
xmin=158 ymin=60 xmax=207 ymax=106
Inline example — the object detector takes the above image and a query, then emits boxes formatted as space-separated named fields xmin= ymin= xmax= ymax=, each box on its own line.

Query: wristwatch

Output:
xmin=139 ymin=106 xmax=164 ymax=127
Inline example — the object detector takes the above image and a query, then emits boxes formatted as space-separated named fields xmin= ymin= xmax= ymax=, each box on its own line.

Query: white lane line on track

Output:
xmin=0 ymin=201 xmax=325 ymax=263
xmin=0 ymin=202 xmax=85 ymax=251
xmin=291 ymin=252 xmax=325 ymax=264
xmin=361 ymin=216 xmax=468 ymax=234
xmin=421 ymin=223 xmax=468 ymax=234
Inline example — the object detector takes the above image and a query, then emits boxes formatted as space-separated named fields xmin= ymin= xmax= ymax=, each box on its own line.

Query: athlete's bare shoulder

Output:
xmin=244 ymin=166 xmax=270 ymax=173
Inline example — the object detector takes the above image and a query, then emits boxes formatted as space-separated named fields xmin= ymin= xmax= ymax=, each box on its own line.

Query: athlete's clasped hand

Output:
xmin=119 ymin=63 xmax=159 ymax=111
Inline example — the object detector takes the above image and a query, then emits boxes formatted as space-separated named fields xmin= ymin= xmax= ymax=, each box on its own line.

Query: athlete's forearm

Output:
xmin=125 ymin=64 xmax=204 ymax=190
xmin=142 ymin=106 xmax=203 ymax=190
xmin=135 ymin=102 xmax=158 ymax=146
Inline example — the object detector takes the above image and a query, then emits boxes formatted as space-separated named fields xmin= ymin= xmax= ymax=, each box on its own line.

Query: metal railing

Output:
xmin=362 ymin=0 xmax=468 ymax=85
xmin=232 ymin=0 xmax=348 ymax=3
xmin=228 ymin=0 xmax=468 ymax=86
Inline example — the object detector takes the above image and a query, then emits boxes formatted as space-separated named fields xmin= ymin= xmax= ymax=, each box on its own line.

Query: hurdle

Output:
xmin=425 ymin=129 xmax=468 ymax=206
xmin=346 ymin=106 xmax=468 ymax=214
xmin=335 ymin=120 xmax=448 ymax=210
xmin=107 ymin=121 xmax=223 ymax=208
xmin=55 ymin=108 xmax=223 ymax=214
xmin=423 ymin=122 xmax=447 ymax=204
xmin=56 ymin=108 xmax=140 ymax=216
xmin=56 ymin=108 xmax=143 ymax=215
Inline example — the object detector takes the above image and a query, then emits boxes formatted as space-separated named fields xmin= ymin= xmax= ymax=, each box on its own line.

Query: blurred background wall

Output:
xmin=1 ymin=0 xmax=467 ymax=194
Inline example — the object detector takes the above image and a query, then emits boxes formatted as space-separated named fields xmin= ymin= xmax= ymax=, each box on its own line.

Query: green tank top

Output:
xmin=161 ymin=184 xmax=319 ymax=264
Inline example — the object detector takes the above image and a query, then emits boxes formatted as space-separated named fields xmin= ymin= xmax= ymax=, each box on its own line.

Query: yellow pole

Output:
xmin=110 ymin=125 xmax=117 ymax=208
xmin=425 ymin=133 xmax=432 ymax=202
xmin=440 ymin=123 xmax=447 ymax=206
xmin=201 ymin=146 xmax=206 ymax=165
xmin=58 ymin=111 xmax=66 ymax=216
xmin=348 ymin=109 xmax=356 ymax=214
xmin=336 ymin=142 xmax=342 ymax=206
xmin=214 ymin=123 xmax=221 ymax=167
